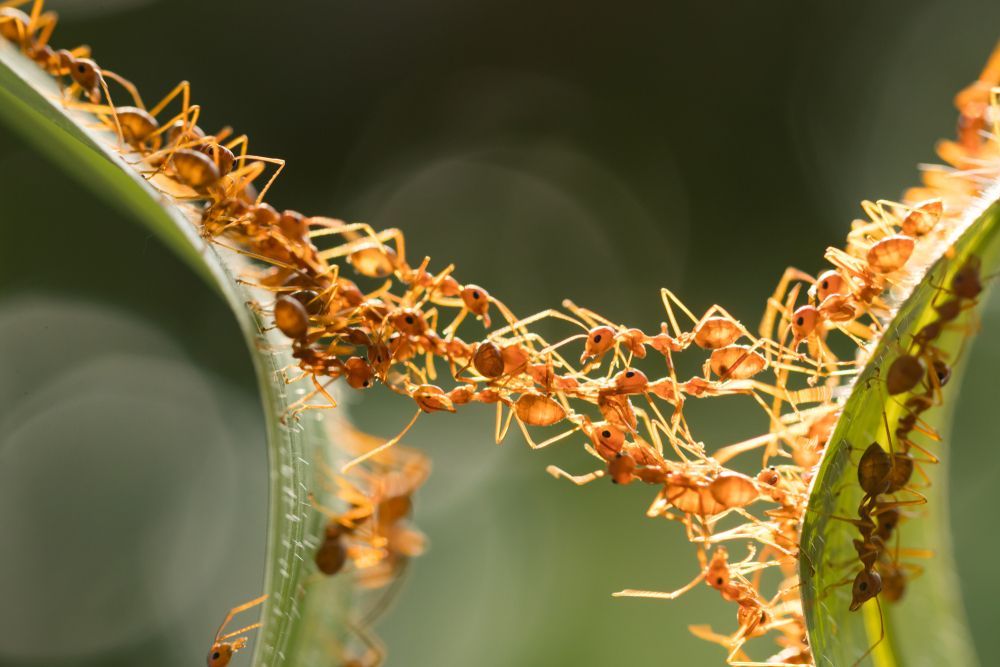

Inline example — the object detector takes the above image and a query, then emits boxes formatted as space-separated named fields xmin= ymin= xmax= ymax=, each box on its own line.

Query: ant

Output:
xmin=206 ymin=594 xmax=267 ymax=667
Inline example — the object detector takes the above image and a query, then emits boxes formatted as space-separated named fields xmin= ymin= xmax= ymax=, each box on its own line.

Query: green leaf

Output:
xmin=0 ymin=40 xmax=356 ymax=666
xmin=800 ymin=190 xmax=1000 ymax=666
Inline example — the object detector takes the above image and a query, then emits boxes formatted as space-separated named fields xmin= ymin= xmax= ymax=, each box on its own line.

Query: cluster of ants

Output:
xmin=4 ymin=2 xmax=1000 ymax=664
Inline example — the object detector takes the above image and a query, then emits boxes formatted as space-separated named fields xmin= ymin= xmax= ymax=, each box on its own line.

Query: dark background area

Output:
xmin=1 ymin=0 xmax=999 ymax=665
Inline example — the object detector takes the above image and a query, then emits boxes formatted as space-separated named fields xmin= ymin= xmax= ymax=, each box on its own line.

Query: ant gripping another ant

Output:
xmin=5 ymin=8 xmax=1000 ymax=666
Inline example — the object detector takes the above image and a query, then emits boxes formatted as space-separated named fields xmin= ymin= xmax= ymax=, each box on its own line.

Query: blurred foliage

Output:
xmin=1 ymin=1 xmax=1000 ymax=665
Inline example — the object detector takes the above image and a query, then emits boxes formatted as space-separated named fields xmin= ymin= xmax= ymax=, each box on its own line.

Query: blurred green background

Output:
xmin=1 ymin=1 xmax=1000 ymax=665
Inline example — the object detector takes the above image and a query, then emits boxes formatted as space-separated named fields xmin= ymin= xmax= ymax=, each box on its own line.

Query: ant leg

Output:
xmin=141 ymin=106 xmax=204 ymax=178
xmin=213 ymin=594 xmax=268 ymax=641
xmin=699 ymin=303 xmax=756 ymax=342
xmin=315 ymin=225 xmax=403 ymax=264
xmin=514 ymin=416 xmax=581 ymax=450
xmin=348 ymin=620 xmax=387 ymax=667
xmin=487 ymin=308 xmax=587 ymax=340
xmin=561 ymin=298 xmax=617 ymax=328
xmin=101 ymin=68 xmax=143 ymax=108
xmin=545 ymin=465 xmax=603 ymax=485
xmin=230 ymin=155 xmax=285 ymax=203
xmin=341 ymin=409 xmax=421 ymax=473
xmin=87 ymin=74 xmax=125 ymax=145
xmin=820 ymin=574 xmax=854 ymax=598
xmin=876 ymin=491 xmax=928 ymax=511
xmin=659 ymin=287 xmax=700 ymax=339
xmin=442 ymin=307 xmax=468 ymax=338
xmin=851 ymin=596 xmax=884 ymax=667
xmin=537 ymin=331 xmax=590 ymax=359
xmin=30 ymin=9 xmax=56 ymax=51
xmin=687 ymin=625 xmax=748 ymax=659
xmin=713 ymin=431 xmax=781 ymax=464
xmin=613 ymin=569 xmax=707 ymax=600
xmin=217 ymin=621 xmax=263 ymax=643
xmin=148 ymin=79 xmax=191 ymax=117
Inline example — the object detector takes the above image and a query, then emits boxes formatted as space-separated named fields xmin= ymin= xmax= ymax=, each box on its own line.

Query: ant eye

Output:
xmin=716 ymin=577 xmax=724 ymax=585
xmin=213 ymin=652 xmax=221 ymax=660
xmin=405 ymin=316 xmax=414 ymax=324
xmin=593 ymin=334 xmax=602 ymax=342
xmin=626 ymin=371 xmax=635 ymax=378
xmin=472 ymin=290 xmax=480 ymax=299
xmin=821 ymin=280 xmax=828 ymax=288
xmin=859 ymin=582 xmax=868 ymax=591
xmin=602 ymin=430 xmax=611 ymax=438
xmin=796 ymin=317 xmax=805 ymax=326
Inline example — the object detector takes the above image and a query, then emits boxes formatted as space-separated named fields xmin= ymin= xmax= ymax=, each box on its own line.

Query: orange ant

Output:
xmin=0 ymin=0 xmax=56 ymax=56
xmin=70 ymin=79 xmax=198 ymax=154
xmin=206 ymin=594 xmax=267 ymax=667
xmin=312 ymin=439 xmax=429 ymax=581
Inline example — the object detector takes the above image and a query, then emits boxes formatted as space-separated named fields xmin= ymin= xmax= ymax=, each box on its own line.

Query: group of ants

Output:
xmin=3 ymin=2 xmax=1000 ymax=665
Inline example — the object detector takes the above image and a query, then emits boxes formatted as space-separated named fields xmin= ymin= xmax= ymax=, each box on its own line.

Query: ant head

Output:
xmin=66 ymin=56 xmax=103 ymax=102
xmin=876 ymin=508 xmax=900 ymax=540
xmin=460 ymin=284 xmax=491 ymax=322
xmin=931 ymin=359 xmax=951 ymax=387
xmin=612 ymin=368 xmax=648 ymax=395
xmin=607 ymin=451 xmax=636 ymax=485
xmin=391 ymin=308 xmax=429 ymax=337
xmin=581 ymin=326 xmax=616 ymax=362
xmin=815 ymin=270 xmax=847 ymax=301
xmin=706 ymin=547 xmax=731 ymax=590
xmin=789 ymin=305 xmax=819 ymax=346
xmin=207 ymin=638 xmax=247 ymax=667
xmin=345 ymin=356 xmax=374 ymax=389
xmin=588 ymin=421 xmax=625 ymax=459
xmin=757 ymin=467 xmax=780 ymax=486
xmin=192 ymin=142 xmax=235 ymax=175
xmin=849 ymin=569 xmax=882 ymax=611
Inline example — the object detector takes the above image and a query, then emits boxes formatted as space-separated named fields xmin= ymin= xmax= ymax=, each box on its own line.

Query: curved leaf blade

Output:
xmin=0 ymin=40 xmax=355 ymax=667
xmin=801 ymin=190 xmax=1000 ymax=666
